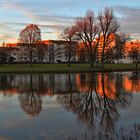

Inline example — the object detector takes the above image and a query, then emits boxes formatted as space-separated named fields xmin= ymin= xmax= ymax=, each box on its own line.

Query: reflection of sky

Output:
xmin=0 ymin=73 xmax=140 ymax=139
xmin=0 ymin=94 xmax=86 ymax=140
xmin=0 ymin=0 xmax=140 ymax=43
xmin=0 ymin=93 xmax=140 ymax=139
xmin=119 ymin=94 xmax=140 ymax=121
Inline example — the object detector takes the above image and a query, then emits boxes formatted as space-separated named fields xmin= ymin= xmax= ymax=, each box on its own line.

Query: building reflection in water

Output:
xmin=0 ymin=72 xmax=140 ymax=139
xmin=57 ymin=72 xmax=139 ymax=140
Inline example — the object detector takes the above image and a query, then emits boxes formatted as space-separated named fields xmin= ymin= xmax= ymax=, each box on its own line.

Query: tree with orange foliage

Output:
xmin=75 ymin=10 xmax=101 ymax=67
xmin=98 ymin=8 xmax=119 ymax=67
xmin=19 ymin=24 xmax=41 ymax=66
xmin=129 ymin=47 xmax=140 ymax=69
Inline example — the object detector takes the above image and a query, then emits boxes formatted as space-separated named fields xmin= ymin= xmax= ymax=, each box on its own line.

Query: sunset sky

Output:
xmin=0 ymin=0 xmax=140 ymax=43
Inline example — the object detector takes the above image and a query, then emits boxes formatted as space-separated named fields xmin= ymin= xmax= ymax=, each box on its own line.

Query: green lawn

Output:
xmin=0 ymin=63 xmax=139 ymax=73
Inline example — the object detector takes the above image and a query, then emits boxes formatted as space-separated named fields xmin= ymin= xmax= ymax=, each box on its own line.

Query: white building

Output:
xmin=9 ymin=40 xmax=77 ymax=63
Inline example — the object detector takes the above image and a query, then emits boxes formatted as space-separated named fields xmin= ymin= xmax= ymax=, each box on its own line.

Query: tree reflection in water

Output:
xmin=0 ymin=72 xmax=140 ymax=139
xmin=57 ymin=72 xmax=135 ymax=140
xmin=0 ymin=74 xmax=15 ymax=96
xmin=129 ymin=71 xmax=140 ymax=93
xmin=18 ymin=75 xmax=42 ymax=117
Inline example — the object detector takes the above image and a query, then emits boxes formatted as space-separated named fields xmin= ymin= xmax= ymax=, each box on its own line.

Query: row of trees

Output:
xmin=18 ymin=8 xmax=140 ymax=67
xmin=62 ymin=8 xmax=140 ymax=67
xmin=62 ymin=8 xmax=121 ymax=67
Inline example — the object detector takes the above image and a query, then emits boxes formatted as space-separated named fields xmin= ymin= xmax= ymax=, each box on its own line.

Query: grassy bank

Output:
xmin=0 ymin=63 xmax=139 ymax=73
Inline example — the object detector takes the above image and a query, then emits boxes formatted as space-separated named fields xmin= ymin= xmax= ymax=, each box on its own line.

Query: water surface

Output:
xmin=0 ymin=72 xmax=140 ymax=140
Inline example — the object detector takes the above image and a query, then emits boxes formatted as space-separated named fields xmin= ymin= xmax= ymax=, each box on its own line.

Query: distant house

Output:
xmin=0 ymin=47 xmax=18 ymax=63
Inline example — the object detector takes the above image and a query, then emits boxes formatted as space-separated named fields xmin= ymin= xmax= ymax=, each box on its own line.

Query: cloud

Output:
xmin=36 ymin=15 xmax=75 ymax=25
xmin=0 ymin=23 xmax=19 ymax=42
xmin=0 ymin=137 xmax=10 ymax=140
xmin=0 ymin=22 xmax=67 ymax=42
xmin=0 ymin=0 xmax=75 ymax=23
xmin=0 ymin=1 xmax=76 ymax=42
xmin=114 ymin=6 xmax=140 ymax=39
xmin=1 ymin=1 xmax=139 ymax=42
xmin=0 ymin=35 xmax=13 ymax=40
xmin=0 ymin=1 xmax=38 ymax=20
xmin=0 ymin=34 xmax=17 ymax=43
xmin=39 ymin=24 xmax=69 ymax=31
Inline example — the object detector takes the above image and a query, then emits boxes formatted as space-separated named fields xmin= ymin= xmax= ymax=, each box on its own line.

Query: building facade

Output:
xmin=5 ymin=40 xmax=77 ymax=63
xmin=4 ymin=39 xmax=140 ymax=63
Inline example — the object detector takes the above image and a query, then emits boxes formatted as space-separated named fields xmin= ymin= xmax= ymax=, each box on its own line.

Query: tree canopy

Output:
xmin=19 ymin=24 xmax=41 ymax=44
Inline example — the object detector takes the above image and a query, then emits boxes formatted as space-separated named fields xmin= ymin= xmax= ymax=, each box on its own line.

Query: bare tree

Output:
xmin=62 ymin=26 xmax=78 ymax=66
xmin=19 ymin=24 xmax=41 ymax=66
xmin=113 ymin=33 xmax=127 ymax=63
xmin=75 ymin=10 xmax=101 ymax=67
xmin=2 ymin=42 xmax=6 ymax=47
xmin=78 ymin=48 xmax=87 ymax=62
xmin=46 ymin=43 xmax=54 ymax=64
xmin=37 ymin=43 xmax=48 ymax=63
xmin=98 ymin=8 xmax=119 ymax=67
xmin=103 ymin=47 xmax=114 ymax=63
xmin=102 ymin=33 xmax=127 ymax=64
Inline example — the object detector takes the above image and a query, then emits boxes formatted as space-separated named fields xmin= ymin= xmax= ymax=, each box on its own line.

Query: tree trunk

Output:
xmin=30 ymin=50 xmax=33 ymax=67
xmin=117 ymin=58 xmax=119 ymax=64
xmin=90 ymin=62 xmax=94 ymax=68
xmin=67 ymin=56 xmax=71 ymax=67
xmin=89 ymin=50 xmax=94 ymax=68
xmin=101 ymin=38 xmax=106 ymax=68
xmin=136 ymin=60 xmax=138 ymax=70
xmin=101 ymin=47 xmax=105 ymax=68
xmin=68 ymin=73 xmax=72 ymax=104
xmin=102 ymin=61 xmax=105 ymax=68
xmin=67 ymin=49 xmax=71 ymax=67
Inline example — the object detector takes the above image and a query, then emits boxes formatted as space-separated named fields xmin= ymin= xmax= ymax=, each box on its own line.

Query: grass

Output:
xmin=0 ymin=63 xmax=139 ymax=73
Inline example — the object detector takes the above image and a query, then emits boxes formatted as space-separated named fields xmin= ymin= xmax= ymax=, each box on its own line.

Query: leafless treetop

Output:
xmin=19 ymin=24 xmax=41 ymax=44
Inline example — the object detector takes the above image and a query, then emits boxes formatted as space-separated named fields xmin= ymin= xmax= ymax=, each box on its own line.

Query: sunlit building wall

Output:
xmin=5 ymin=38 xmax=140 ymax=63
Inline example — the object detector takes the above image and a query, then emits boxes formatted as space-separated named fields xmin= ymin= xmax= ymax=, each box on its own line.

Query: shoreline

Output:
xmin=0 ymin=64 xmax=139 ymax=74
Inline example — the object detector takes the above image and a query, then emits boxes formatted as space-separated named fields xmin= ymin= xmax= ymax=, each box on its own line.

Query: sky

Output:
xmin=0 ymin=0 xmax=140 ymax=44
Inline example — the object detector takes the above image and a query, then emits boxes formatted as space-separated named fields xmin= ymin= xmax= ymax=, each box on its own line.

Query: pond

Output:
xmin=0 ymin=72 xmax=140 ymax=140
